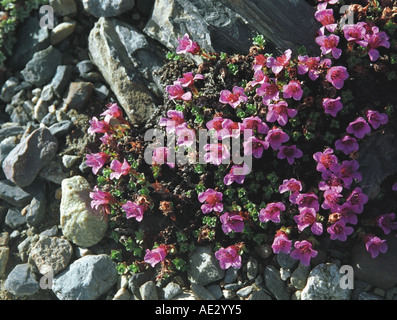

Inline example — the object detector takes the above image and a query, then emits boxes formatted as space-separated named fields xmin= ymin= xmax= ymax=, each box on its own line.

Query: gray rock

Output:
xmin=63 ymin=82 xmax=93 ymax=109
xmin=0 ymin=136 xmax=18 ymax=166
xmin=139 ymin=281 xmax=158 ymax=300
xmin=2 ymin=127 xmax=58 ymax=188
xmin=224 ymin=266 xmax=238 ymax=284
xmin=21 ymin=46 xmax=63 ymax=87
xmin=264 ymin=265 xmax=290 ymax=300
xmin=82 ymin=0 xmax=135 ymax=18
xmin=76 ymin=60 xmax=94 ymax=75
xmin=50 ymin=0 xmax=77 ymax=16
xmin=248 ymin=289 xmax=272 ymax=300
xmin=0 ymin=246 xmax=9 ymax=277
xmin=246 ymin=258 xmax=258 ymax=281
xmin=236 ymin=285 xmax=254 ymax=298
xmin=187 ymin=245 xmax=225 ymax=286
xmin=4 ymin=263 xmax=40 ymax=297
xmin=277 ymin=252 xmax=298 ymax=270
xmin=0 ymin=77 xmax=19 ymax=103
xmin=301 ymin=263 xmax=351 ymax=300
xmin=113 ymin=287 xmax=133 ymax=300
xmin=26 ymin=191 xmax=47 ymax=227
xmin=40 ymin=226 xmax=59 ymax=237
xmin=60 ymin=176 xmax=108 ymax=247
xmin=254 ymin=243 xmax=273 ymax=259
xmin=38 ymin=161 xmax=69 ymax=184
xmin=28 ymin=236 xmax=73 ymax=275
xmin=50 ymin=21 xmax=77 ymax=45
xmin=51 ymin=65 xmax=73 ymax=98
xmin=359 ymin=291 xmax=384 ymax=300
xmin=223 ymin=283 xmax=241 ymax=291
xmin=88 ymin=17 xmax=162 ymax=125
xmin=62 ymin=155 xmax=79 ymax=169
xmin=128 ymin=272 xmax=151 ymax=298
xmin=48 ymin=120 xmax=74 ymax=137
xmin=163 ymin=282 xmax=182 ymax=300
xmin=0 ymin=231 xmax=10 ymax=246
xmin=40 ymin=84 xmax=54 ymax=102
xmin=93 ymin=82 xmax=109 ymax=100
xmin=52 ymin=254 xmax=118 ymax=300
xmin=41 ymin=112 xmax=58 ymax=127
xmin=33 ymin=98 xmax=49 ymax=122
xmin=222 ymin=289 xmax=236 ymax=300
xmin=0 ymin=180 xmax=35 ymax=208
xmin=290 ymin=263 xmax=311 ymax=290
xmin=206 ymin=284 xmax=223 ymax=299
xmin=17 ymin=235 xmax=39 ymax=262
xmin=191 ymin=283 xmax=216 ymax=300
xmin=5 ymin=207 xmax=27 ymax=229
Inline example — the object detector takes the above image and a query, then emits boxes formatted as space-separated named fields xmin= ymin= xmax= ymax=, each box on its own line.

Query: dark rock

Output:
xmin=0 ymin=77 xmax=19 ymax=103
xmin=82 ymin=0 xmax=135 ymax=18
xmin=26 ymin=190 xmax=47 ymax=227
xmin=76 ymin=60 xmax=94 ymax=75
xmin=5 ymin=207 xmax=26 ymax=229
xmin=4 ymin=263 xmax=40 ymax=297
xmin=0 ymin=180 xmax=33 ymax=207
xmin=51 ymin=65 xmax=73 ymax=99
xmin=48 ymin=120 xmax=74 ymax=137
xmin=63 ymin=82 xmax=93 ymax=109
xmin=0 ymin=126 xmax=25 ymax=142
xmin=264 ymin=265 xmax=290 ymax=300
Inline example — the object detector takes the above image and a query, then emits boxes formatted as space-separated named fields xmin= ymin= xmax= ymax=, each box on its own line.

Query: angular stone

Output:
xmin=82 ymin=0 xmax=135 ymax=18
xmin=50 ymin=0 xmax=77 ymax=16
xmin=191 ymin=283 xmax=216 ymax=300
xmin=51 ymin=65 xmax=73 ymax=98
xmin=5 ymin=207 xmax=26 ymax=229
xmin=2 ymin=127 xmax=58 ymax=188
xmin=4 ymin=263 xmax=40 ymax=297
xmin=0 ymin=126 xmax=25 ymax=143
xmin=290 ymin=262 xmax=311 ymax=290
xmin=50 ymin=21 xmax=77 ymax=45
xmin=48 ymin=120 xmax=74 ymax=137
xmin=60 ymin=176 xmax=108 ymax=247
xmin=163 ymin=282 xmax=182 ymax=300
xmin=63 ymin=82 xmax=93 ymax=109
xmin=139 ymin=281 xmax=158 ymax=300
xmin=0 ymin=246 xmax=9 ymax=277
xmin=264 ymin=265 xmax=290 ymax=300
xmin=0 ymin=77 xmax=19 ymax=103
xmin=26 ymin=191 xmax=47 ymax=227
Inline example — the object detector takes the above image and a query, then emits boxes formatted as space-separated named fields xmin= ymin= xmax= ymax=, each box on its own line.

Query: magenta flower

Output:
xmin=282 ymin=80 xmax=303 ymax=101
xmin=219 ymin=119 xmax=242 ymax=139
xmin=317 ymin=0 xmax=339 ymax=5
xmin=322 ymin=97 xmax=343 ymax=117
xmin=335 ymin=135 xmax=359 ymax=155
xmin=220 ymin=211 xmax=245 ymax=234
xmin=346 ymin=117 xmax=371 ymax=139
xmin=315 ymin=34 xmax=342 ymax=59
xmin=297 ymin=55 xmax=321 ymax=81
xmin=198 ymin=188 xmax=223 ymax=214
xmin=100 ymin=103 xmax=124 ymax=123
xmin=266 ymin=101 xmax=297 ymax=126
xmin=257 ymin=81 xmax=280 ymax=106
xmin=175 ymin=124 xmax=196 ymax=148
xmin=219 ymin=86 xmax=248 ymax=109
xmin=176 ymin=72 xmax=204 ymax=87
xmin=326 ymin=66 xmax=349 ymax=90
xmin=313 ymin=148 xmax=338 ymax=172
xmin=144 ymin=245 xmax=168 ymax=268
xmin=327 ymin=219 xmax=354 ymax=241
xmin=176 ymin=33 xmax=200 ymax=55
xmin=294 ymin=207 xmax=323 ymax=235
xmin=279 ymin=178 xmax=302 ymax=204
xmin=277 ymin=145 xmax=303 ymax=165
xmin=166 ymin=83 xmax=192 ymax=101
xmin=159 ymin=109 xmax=185 ymax=133
xmin=86 ymin=152 xmax=110 ymax=175
xmin=215 ymin=245 xmax=242 ymax=270
xmin=253 ymin=54 xmax=267 ymax=71
xmin=122 ymin=201 xmax=145 ymax=222
xmin=271 ymin=230 xmax=292 ymax=254
xmin=259 ymin=202 xmax=285 ymax=224
xmin=290 ymin=240 xmax=318 ymax=266
xmin=339 ymin=202 xmax=358 ymax=225
xmin=152 ymin=147 xmax=175 ymax=168
xmin=322 ymin=189 xmax=343 ymax=211
xmin=315 ymin=8 xmax=337 ymax=33
xmin=241 ymin=116 xmax=269 ymax=134
xmin=251 ymin=69 xmax=268 ymax=86
xmin=346 ymin=187 xmax=368 ymax=214
xmin=89 ymin=186 xmax=114 ymax=211
xmin=266 ymin=49 xmax=292 ymax=75
xmin=243 ymin=136 xmax=269 ymax=159
xmin=319 ymin=170 xmax=343 ymax=193
xmin=365 ymin=26 xmax=390 ymax=62
xmin=88 ymin=116 xmax=110 ymax=135
xmin=203 ymin=143 xmax=230 ymax=166
xmin=393 ymin=183 xmax=397 ymax=192
xmin=364 ymin=234 xmax=388 ymax=258
xmin=377 ymin=213 xmax=397 ymax=235
xmin=109 ymin=158 xmax=131 ymax=180
xmin=265 ymin=127 xmax=290 ymax=150
xmin=343 ymin=22 xmax=368 ymax=47
xmin=223 ymin=163 xmax=251 ymax=186
xmin=366 ymin=110 xmax=388 ymax=129
xmin=330 ymin=160 xmax=362 ymax=189
xmin=296 ymin=193 xmax=320 ymax=212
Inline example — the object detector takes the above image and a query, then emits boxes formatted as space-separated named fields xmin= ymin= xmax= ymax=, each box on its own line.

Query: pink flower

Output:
xmin=88 ymin=116 xmax=110 ymax=135
xmin=335 ymin=135 xmax=359 ymax=155
xmin=290 ymin=240 xmax=318 ymax=266
xmin=339 ymin=202 xmax=358 ymax=225
xmin=346 ymin=117 xmax=371 ymax=139
xmin=279 ymin=178 xmax=302 ymax=204
xmin=330 ymin=160 xmax=362 ymax=189
xmin=327 ymin=219 xmax=354 ymax=241
xmin=266 ymin=101 xmax=297 ymax=126
xmin=203 ymin=143 xmax=230 ymax=166
xmin=144 ymin=245 xmax=168 ymax=267
xmin=159 ymin=110 xmax=185 ymax=133
xmin=122 ymin=201 xmax=145 ymax=222
xmin=219 ymin=119 xmax=242 ymax=139
xmin=176 ymin=72 xmax=204 ymax=87
xmin=86 ymin=152 xmax=110 ymax=175
xmin=220 ymin=211 xmax=245 ymax=234
xmin=251 ymin=69 xmax=268 ymax=86
xmin=152 ymin=147 xmax=175 ymax=168
xmin=366 ymin=110 xmax=388 ymax=129
xmin=198 ymin=188 xmax=223 ymax=214
xmin=265 ymin=127 xmax=290 ymax=150
xmin=282 ymin=80 xmax=303 ymax=101
xmin=241 ymin=116 xmax=269 ymax=134
xmin=219 ymin=86 xmax=248 ymax=109
xmin=89 ymin=186 xmax=114 ymax=211
xmin=259 ymin=202 xmax=285 ymax=224
xmin=294 ymin=207 xmax=323 ymax=235
xmin=315 ymin=7 xmax=337 ymax=33
xmin=297 ymin=55 xmax=321 ymax=81
xmin=176 ymin=34 xmax=200 ymax=55
xmin=365 ymin=27 xmax=390 ymax=62
xmin=346 ymin=187 xmax=368 ymax=214
xmin=277 ymin=145 xmax=303 ymax=165
xmin=256 ymin=81 xmax=280 ymax=106
xmin=166 ymin=83 xmax=192 ymax=101
xmin=326 ymin=66 xmax=349 ymax=89
xmin=315 ymin=34 xmax=342 ymax=59
xmin=100 ymin=103 xmax=124 ymax=123
xmin=317 ymin=0 xmax=339 ymax=4
xmin=322 ymin=189 xmax=343 ymax=211
xmin=215 ymin=245 xmax=242 ymax=270
xmin=377 ymin=213 xmax=397 ymax=235
xmin=175 ymin=124 xmax=196 ymax=147
xmin=393 ymin=183 xmax=397 ymax=192
xmin=243 ymin=136 xmax=269 ymax=159
xmin=271 ymin=230 xmax=292 ymax=254
xmin=364 ymin=234 xmax=388 ymax=258
xmin=109 ymin=158 xmax=131 ymax=180
xmin=319 ymin=170 xmax=343 ymax=193
xmin=253 ymin=54 xmax=267 ymax=71
xmin=323 ymin=97 xmax=343 ymax=117
xmin=343 ymin=22 xmax=368 ymax=47
xmin=313 ymin=148 xmax=338 ymax=172
xmin=266 ymin=49 xmax=292 ymax=75
xmin=223 ymin=163 xmax=251 ymax=185
xmin=296 ymin=193 xmax=320 ymax=212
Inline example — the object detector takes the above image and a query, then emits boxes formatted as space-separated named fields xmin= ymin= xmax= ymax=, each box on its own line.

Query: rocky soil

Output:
xmin=0 ymin=0 xmax=396 ymax=301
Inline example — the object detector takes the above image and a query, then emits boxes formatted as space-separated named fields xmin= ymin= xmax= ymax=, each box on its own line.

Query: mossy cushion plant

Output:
xmin=86 ymin=0 xmax=397 ymax=281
